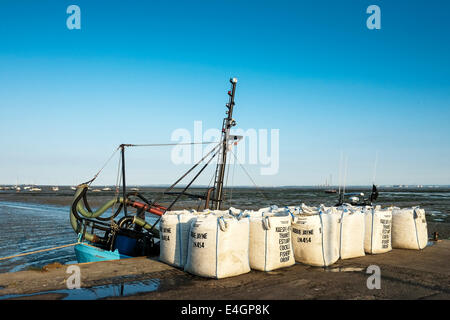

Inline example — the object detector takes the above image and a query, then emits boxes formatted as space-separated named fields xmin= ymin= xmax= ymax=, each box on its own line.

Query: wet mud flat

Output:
xmin=0 ymin=240 xmax=449 ymax=300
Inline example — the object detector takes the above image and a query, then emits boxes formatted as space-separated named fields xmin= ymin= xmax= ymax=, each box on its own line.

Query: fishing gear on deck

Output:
xmin=335 ymin=184 xmax=379 ymax=206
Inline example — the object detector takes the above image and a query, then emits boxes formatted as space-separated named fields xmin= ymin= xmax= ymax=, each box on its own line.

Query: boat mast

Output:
xmin=212 ymin=77 xmax=238 ymax=210
xmin=120 ymin=144 xmax=127 ymax=216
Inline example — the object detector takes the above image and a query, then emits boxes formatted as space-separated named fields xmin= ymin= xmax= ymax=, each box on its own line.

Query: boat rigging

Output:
xmin=69 ymin=78 xmax=244 ymax=262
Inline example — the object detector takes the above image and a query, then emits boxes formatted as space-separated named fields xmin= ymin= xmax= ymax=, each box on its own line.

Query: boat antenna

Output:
xmin=372 ymin=150 xmax=379 ymax=185
xmin=212 ymin=77 xmax=238 ymax=210
xmin=368 ymin=151 xmax=380 ymax=204
xmin=337 ymin=151 xmax=343 ymax=203
xmin=342 ymin=155 xmax=348 ymax=197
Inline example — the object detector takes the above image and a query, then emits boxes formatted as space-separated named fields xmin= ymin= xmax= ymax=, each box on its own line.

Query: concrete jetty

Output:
xmin=0 ymin=240 xmax=449 ymax=300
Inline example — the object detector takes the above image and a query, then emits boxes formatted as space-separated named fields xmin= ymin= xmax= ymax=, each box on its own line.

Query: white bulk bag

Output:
xmin=228 ymin=207 xmax=244 ymax=218
xmin=202 ymin=209 xmax=240 ymax=219
xmin=285 ymin=206 xmax=300 ymax=215
xmin=159 ymin=210 xmax=197 ymax=268
xmin=336 ymin=207 xmax=365 ymax=259
xmin=184 ymin=215 xmax=250 ymax=279
xmin=364 ymin=207 xmax=392 ymax=254
xmin=291 ymin=209 xmax=340 ymax=267
xmin=241 ymin=209 xmax=263 ymax=219
xmin=248 ymin=211 xmax=295 ymax=271
xmin=392 ymin=207 xmax=428 ymax=250
xmin=299 ymin=203 xmax=318 ymax=214
xmin=256 ymin=205 xmax=280 ymax=215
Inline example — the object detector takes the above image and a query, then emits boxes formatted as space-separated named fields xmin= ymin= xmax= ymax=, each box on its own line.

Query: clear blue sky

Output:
xmin=0 ymin=0 xmax=449 ymax=186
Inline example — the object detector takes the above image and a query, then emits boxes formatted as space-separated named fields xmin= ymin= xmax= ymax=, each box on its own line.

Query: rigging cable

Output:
xmin=82 ymin=146 xmax=120 ymax=186
xmin=151 ymin=142 xmax=222 ymax=205
xmin=146 ymin=145 xmax=221 ymax=231
xmin=81 ymin=141 xmax=219 ymax=186
xmin=229 ymin=149 xmax=269 ymax=201
xmin=229 ymin=152 xmax=237 ymax=206
xmin=121 ymin=142 xmax=218 ymax=148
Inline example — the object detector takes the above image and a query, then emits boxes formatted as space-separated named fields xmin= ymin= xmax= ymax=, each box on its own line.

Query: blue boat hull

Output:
xmin=74 ymin=243 xmax=132 ymax=263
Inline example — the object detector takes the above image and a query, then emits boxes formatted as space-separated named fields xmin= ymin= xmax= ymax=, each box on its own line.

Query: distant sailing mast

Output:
xmin=325 ymin=174 xmax=337 ymax=193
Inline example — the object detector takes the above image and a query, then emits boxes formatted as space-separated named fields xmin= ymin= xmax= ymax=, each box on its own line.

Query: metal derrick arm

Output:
xmin=160 ymin=77 xmax=239 ymax=210
xmin=211 ymin=78 xmax=238 ymax=210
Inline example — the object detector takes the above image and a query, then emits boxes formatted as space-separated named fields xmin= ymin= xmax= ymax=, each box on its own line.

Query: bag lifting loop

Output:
xmin=218 ymin=216 xmax=228 ymax=232
xmin=263 ymin=216 xmax=271 ymax=230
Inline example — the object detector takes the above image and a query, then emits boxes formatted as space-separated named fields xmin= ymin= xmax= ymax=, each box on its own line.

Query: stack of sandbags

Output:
xmin=246 ymin=207 xmax=295 ymax=271
xmin=184 ymin=214 xmax=250 ymax=279
xmin=364 ymin=206 xmax=393 ymax=254
xmin=392 ymin=207 xmax=428 ymax=250
xmin=291 ymin=206 xmax=340 ymax=267
xmin=335 ymin=206 xmax=365 ymax=259
xmin=159 ymin=209 xmax=198 ymax=268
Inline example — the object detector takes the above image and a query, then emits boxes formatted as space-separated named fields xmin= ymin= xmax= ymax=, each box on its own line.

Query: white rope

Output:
xmin=0 ymin=243 xmax=79 ymax=261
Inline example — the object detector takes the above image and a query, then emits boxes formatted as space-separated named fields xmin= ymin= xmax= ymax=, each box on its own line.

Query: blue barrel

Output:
xmin=114 ymin=235 xmax=137 ymax=256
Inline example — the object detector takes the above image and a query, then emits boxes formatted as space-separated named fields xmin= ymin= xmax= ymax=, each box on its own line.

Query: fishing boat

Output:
xmin=323 ymin=175 xmax=337 ymax=193
xmin=335 ymin=184 xmax=379 ymax=206
xmin=70 ymin=78 xmax=240 ymax=263
xmin=14 ymin=179 xmax=21 ymax=192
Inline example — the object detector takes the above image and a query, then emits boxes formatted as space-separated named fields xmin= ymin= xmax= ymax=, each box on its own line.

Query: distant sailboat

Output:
xmin=324 ymin=174 xmax=337 ymax=193
xmin=14 ymin=178 xmax=21 ymax=192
